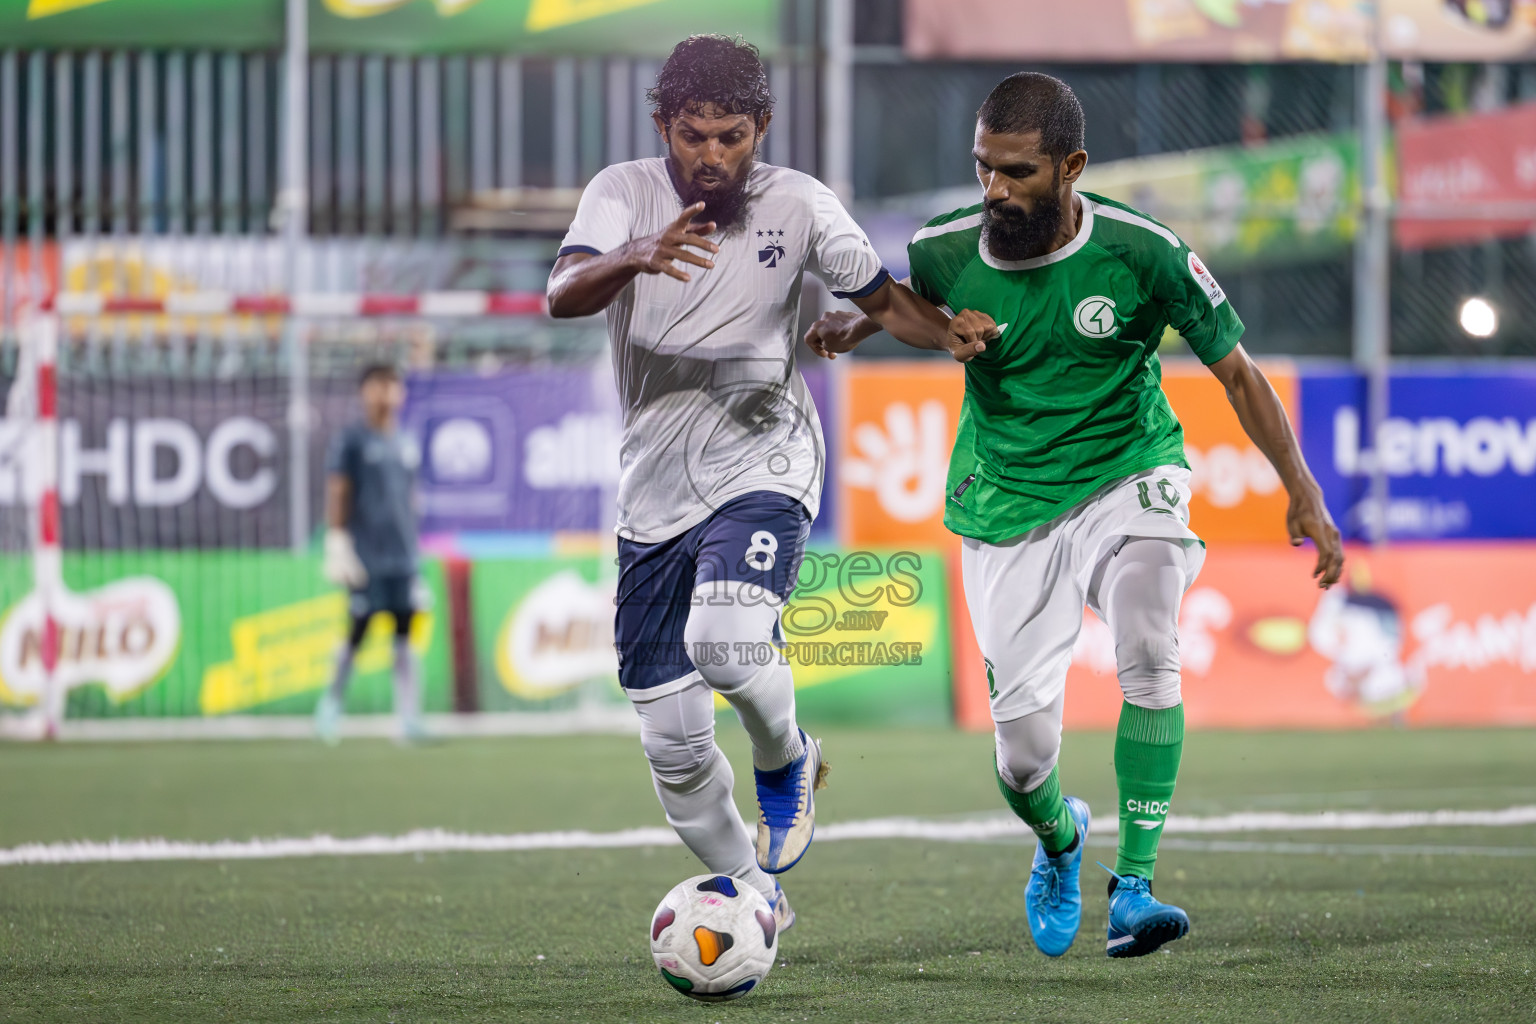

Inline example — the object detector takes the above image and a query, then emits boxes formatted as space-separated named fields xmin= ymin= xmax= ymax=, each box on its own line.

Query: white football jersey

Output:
xmin=559 ymin=157 xmax=887 ymax=543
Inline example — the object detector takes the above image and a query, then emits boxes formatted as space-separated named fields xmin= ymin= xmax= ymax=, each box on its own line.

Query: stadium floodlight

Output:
xmin=1459 ymin=297 xmax=1498 ymax=339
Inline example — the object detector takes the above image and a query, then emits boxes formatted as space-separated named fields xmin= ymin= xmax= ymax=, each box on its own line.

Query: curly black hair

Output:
xmin=647 ymin=35 xmax=774 ymax=126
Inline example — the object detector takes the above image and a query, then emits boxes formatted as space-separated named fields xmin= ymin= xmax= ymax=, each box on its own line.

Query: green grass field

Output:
xmin=2 ymin=725 xmax=1534 ymax=1022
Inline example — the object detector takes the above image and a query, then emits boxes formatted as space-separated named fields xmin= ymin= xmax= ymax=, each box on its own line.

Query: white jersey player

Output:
xmin=547 ymin=35 xmax=993 ymax=930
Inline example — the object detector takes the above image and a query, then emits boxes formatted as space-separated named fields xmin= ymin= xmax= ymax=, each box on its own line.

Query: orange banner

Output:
xmin=840 ymin=361 xmax=965 ymax=549
xmin=841 ymin=359 xmax=1297 ymax=547
xmin=1059 ymin=542 xmax=1536 ymax=729
xmin=1161 ymin=360 xmax=1295 ymax=543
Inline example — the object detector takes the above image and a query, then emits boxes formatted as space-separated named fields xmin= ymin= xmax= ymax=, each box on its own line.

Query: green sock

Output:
xmin=1114 ymin=701 xmax=1184 ymax=880
xmin=995 ymin=762 xmax=1077 ymax=855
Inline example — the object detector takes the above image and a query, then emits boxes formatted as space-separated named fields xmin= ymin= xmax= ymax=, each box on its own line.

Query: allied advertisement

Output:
xmin=1078 ymin=134 xmax=1361 ymax=269
xmin=1160 ymin=362 xmax=1295 ymax=544
xmin=1060 ymin=542 xmax=1536 ymax=729
xmin=404 ymin=365 xmax=834 ymax=538
xmin=404 ymin=370 xmax=619 ymax=536
xmin=5 ymin=0 xmax=780 ymax=53
xmin=468 ymin=546 xmax=952 ymax=726
xmin=905 ymin=1 xmax=1536 ymax=62
xmin=1397 ymin=102 xmax=1536 ymax=250
xmin=0 ymin=553 xmax=450 ymax=718
xmin=1300 ymin=369 xmax=1536 ymax=541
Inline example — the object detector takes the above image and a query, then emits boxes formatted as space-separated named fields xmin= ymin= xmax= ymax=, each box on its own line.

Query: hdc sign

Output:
xmin=0 ymin=416 xmax=277 ymax=509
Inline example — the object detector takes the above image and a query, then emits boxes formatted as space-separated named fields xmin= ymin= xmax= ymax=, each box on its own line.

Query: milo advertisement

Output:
xmin=470 ymin=552 xmax=627 ymax=715
xmin=0 ymin=553 xmax=450 ymax=718
xmin=470 ymin=547 xmax=952 ymax=726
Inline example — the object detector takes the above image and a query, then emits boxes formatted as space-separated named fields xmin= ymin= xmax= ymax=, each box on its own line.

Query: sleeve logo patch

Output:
xmin=1187 ymin=251 xmax=1227 ymax=308
xmin=1073 ymin=295 xmax=1120 ymax=339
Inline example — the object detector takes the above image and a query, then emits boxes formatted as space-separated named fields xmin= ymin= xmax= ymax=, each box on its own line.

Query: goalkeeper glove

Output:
xmin=323 ymin=528 xmax=369 ymax=588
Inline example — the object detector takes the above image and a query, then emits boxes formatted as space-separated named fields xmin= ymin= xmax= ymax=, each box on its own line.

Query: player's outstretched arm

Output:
xmin=547 ymin=201 xmax=719 ymax=318
xmin=804 ymin=278 xmax=996 ymax=363
xmin=1208 ymin=343 xmax=1344 ymax=588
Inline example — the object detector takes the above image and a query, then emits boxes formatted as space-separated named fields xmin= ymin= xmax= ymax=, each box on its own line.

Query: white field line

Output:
xmin=0 ymin=710 xmax=642 ymax=743
xmin=4 ymin=806 xmax=1536 ymax=868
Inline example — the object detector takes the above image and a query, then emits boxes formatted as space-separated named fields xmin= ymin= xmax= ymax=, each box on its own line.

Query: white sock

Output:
xmin=651 ymin=747 xmax=778 ymax=904
xmin=720 ymin=661 xmax=804 ymax=771
xmin=1095 ymin=538 xmax=1186 ymax=710
xmin=392 ymin=636 xmax=420 ymax=731
xmin=634 ymin=682 xmax=778 ymax=904
xmin=994 ymin=690 xmax=1065 ymax=793
xmin=684 ymin=581 xmax=805 ymax=771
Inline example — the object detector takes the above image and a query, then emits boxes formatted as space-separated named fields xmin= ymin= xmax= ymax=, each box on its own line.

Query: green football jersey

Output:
xmin=907 ymin=191 xmax=1245 ymax=543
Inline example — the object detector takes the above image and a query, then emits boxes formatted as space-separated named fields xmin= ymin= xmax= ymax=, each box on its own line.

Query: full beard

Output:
xmin=982 ymin=193 xmax=1064 ymax=263
xmin=669 ymin=154 xmax=756 ymax=234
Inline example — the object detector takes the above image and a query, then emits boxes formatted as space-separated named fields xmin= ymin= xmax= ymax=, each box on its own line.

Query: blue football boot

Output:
xmin=753 ymin=730 xmax=829 ymax=874
xmin=1025 ymin=795 xmax=1091 ymax=957
xmin=1102 ymin=866 xmax=1190 ymax=957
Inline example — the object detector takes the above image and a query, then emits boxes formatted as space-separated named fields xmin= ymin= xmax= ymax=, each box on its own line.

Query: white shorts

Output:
xmin=960 ymin=465 xmax=1206 ymax=724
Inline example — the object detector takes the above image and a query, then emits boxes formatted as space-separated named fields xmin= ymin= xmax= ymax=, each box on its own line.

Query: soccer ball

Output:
xmin=649 ymin=874 xmax=778 ymax=1002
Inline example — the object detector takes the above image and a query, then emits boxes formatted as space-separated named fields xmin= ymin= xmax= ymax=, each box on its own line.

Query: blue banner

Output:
xmin=403 ymin=366 xmax=835 ymax=537
xmin=404 ymin=370 xmax=617 ymax=534
xmin=1301 ymin=369 xmax=1536 ymax=540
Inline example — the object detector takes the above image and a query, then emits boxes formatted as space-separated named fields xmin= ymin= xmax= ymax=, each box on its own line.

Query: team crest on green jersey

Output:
xmin=1073 ymin=295 xmax=1120 ymax=338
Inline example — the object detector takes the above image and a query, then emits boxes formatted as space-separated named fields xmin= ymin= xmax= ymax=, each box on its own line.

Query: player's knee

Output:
xmin=1116 ymin=629 xmax=1182 ymax=709
xmin=640 ymin=722 xmax=719 ymax=787
xmin=683 ymin=589 xmax=775 ymax=692
xmin=994 ymin=720 xmax=1060 ymax=794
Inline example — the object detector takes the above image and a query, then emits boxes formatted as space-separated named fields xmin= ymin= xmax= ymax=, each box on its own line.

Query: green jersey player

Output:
xmin=807 ymin=73 xmax=1343 ymax=958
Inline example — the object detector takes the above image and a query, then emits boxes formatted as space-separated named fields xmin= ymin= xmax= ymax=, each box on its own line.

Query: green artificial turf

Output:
xmin=2 ymin=726 xmax=1534 ymax=1022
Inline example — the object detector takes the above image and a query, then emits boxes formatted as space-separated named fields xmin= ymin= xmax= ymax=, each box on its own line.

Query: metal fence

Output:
xmin=3 ymin=36 xmax=1536 ymax=370
xmin=852 ymin=55 xmax=1536 ymax=360
xmin=0 ymin=45 xmax=825 ymax=372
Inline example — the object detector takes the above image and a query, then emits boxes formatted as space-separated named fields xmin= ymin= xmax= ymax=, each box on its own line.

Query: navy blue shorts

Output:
xmin=614 ymin=491 xmax=812 ymax=696
xmin=349 ymin=573 xmax=419 ymax=622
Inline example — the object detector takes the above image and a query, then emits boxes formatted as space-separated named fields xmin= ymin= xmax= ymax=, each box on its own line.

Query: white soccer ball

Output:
xmin=649 ymin=874 xmax=777 ymax=1002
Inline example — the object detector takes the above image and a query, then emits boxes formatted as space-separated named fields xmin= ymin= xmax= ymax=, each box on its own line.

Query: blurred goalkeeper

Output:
xmin=547 ymin=35 xmax=993 ymax=932
xmin=316 ymin=363 xmax=425 ymax=745
xmin=807 ymin=73 xmax=1344 ymax=959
